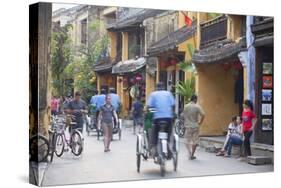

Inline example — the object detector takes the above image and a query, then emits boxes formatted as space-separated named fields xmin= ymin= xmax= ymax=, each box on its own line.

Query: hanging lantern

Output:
xmin=170 ymin=59 xmax=177 ymax=65
xmin=233 ymin=62 xmax=243 ymax=70
xmin=221 ymin=63 xmax=231 ymax=71
xmin=118 ymin=78 xmax=123 ymax=83
xmin=135 ymin=75 xmax=142 ymax=82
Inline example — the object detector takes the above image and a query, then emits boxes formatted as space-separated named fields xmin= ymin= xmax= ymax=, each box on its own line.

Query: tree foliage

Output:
xmin=51 ymin=24 xmax=73 ymax=96
xmin=175 ymin=77 xmax=195 ymax=103
xmin=63 ymin=20 xmax=109 ymax=102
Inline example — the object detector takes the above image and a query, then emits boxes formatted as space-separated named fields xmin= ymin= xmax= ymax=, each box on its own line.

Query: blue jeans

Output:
xmin=224 ymin=135 xmax=243 ymax=155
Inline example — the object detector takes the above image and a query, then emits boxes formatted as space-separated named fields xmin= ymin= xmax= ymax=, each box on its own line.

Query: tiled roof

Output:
xmin=192 ymin=38 xmax=246 ymax=64
xmin=147 ymin=21 xmax=197 ymax=55
xmin=107 ymin=9 xmax=166 ymax=30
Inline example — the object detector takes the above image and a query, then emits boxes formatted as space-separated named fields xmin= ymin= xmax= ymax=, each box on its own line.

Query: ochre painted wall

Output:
xmin=227 ymin=15 xmax=242 ymax=42
xmin=145 ymin=73 xmax=155 ymax=105
xmin=196 ymin=63 xmax=239 ymax=136
xmin=117 ymin=32 xmax=129 ymax=116
xmin=108 ymin=31 xmax=117 ymax=60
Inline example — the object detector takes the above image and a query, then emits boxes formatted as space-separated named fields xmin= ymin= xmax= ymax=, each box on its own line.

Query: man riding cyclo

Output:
xmin=147 ymin=82 xmax=175 ymax=157
xmin=89 ymin=88 xmax=99 ymax=128
xmin=108 ymin=87 xmax=121 ymax=129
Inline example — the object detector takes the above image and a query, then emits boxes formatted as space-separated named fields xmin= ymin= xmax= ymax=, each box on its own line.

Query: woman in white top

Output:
xmin=216 ymin=116 xmax=243 ymax=157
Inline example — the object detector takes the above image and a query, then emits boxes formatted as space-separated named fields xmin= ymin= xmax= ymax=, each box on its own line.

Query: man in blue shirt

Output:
xmin=108 ymin=87 xmax=121 ymax=128
xmin=147 ymin=82 xmax=175 ymax=156
xmin=108 ymin=87 xmax=121 ymax=113
xmin=96 ymin=88 xmax=107 ymax=110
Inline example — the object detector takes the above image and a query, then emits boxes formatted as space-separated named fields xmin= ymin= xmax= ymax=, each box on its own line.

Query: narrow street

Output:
xmin=43 ymin=124 xmax=273 ymax=186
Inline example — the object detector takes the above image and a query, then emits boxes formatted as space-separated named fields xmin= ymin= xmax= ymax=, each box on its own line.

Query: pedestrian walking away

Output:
xmin=241 ymin=99 xmax=257 ymax=157
xmin=181 ymin=95 xmax=205 ymax=160
xmin=131 ymin=97 xmax=144 ymax=134
xmin=98 ymin=94 xmax=118 ymax=152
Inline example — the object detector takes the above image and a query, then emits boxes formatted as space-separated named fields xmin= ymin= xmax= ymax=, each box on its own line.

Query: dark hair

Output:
xmin=101 ymin=88 xmax=107 ymax=95
xmin=109 ymin=87 xmax=116 ymax=93
xmin=244 ymin=99 xmax=254 ymax=111
xmin=93 ymin=88 xmax=98 ymax=95
xmin=190 ymin=94 xmax=198 ymax=102
xmin=75 ymin=91 xmax=81 ymax=96
xmin=232 ymin=116 xmax=237 ymax=122
xmin=156 ymin=82 xmax=164 ymax=90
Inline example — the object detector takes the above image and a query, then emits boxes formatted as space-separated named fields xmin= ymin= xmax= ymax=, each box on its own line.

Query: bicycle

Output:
xmin=174 ymin=117 xmax=185 ymax=138
xmin=54 ymin=115 xmax=84 ymax=157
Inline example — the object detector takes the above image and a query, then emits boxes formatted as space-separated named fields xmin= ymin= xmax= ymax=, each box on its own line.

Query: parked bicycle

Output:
xmin=174 ymin=116 xmax=185 ymax=138
xmin=54 ymin=115 xmax=84 ymax=157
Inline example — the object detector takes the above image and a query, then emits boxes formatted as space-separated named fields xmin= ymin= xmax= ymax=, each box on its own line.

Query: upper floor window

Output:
xmin=81 ymin=19 xmax=87 ymax=45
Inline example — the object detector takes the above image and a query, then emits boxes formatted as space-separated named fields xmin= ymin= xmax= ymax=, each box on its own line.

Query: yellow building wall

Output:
xmin=145 ymin=73 xmax=155 ymax=105
xmin=227 ymin=15 xmax=242 ymax=42
xmin=117 ymin=32 xmax=129 ymax=116
xmin=108 ymin=31 xmax=117 ymax=60
xmin=196 ymin=64 xmax=240 ymax=136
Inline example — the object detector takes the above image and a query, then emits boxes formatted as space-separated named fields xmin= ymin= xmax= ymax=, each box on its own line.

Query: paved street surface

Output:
xmin=43 ymin=125 xmax=273 ymax=186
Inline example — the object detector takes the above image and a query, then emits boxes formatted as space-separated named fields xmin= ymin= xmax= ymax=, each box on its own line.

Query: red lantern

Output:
xmin=221 ymin=63 xmax=231 ymax=71
xmin=135 ymin=75 xmax=142 ymax=82
xmin=170 ymin=59 xmax=177 ymax=65
xmin=234 ymin=62 xmax=243 ymax=70
xmin=118 ymin=78 xmax=123 ymax=83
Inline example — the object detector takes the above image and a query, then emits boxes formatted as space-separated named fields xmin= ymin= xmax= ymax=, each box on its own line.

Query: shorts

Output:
xmin=185 ymin=127 xmax=199 ymax=145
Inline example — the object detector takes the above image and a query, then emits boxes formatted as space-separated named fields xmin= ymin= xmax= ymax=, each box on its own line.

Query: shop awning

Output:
xmin=107 ymin=9 xmax=166 ymax=30
xmin=93 ymin=62 xmax=114 ymax=73
xmin=93 ymin=57 xmax=116 ymax=73
xmin=192 ymin=38 xmax=246 ymax=64
xmin=147 ymin=22 xmax=197 ymax=56
xmin=112 ymin=57 xmax=146 ymax=74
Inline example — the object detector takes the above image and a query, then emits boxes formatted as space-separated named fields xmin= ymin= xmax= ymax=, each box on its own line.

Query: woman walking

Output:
xmin=242 ymin=100 xmax=257 ymax=157
xmin=98 ymin=95 xmax=118 ymax=152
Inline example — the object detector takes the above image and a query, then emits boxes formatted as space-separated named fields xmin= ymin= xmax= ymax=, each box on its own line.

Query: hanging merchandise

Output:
xmin=130 ymin=85 xmax=140 ymax=99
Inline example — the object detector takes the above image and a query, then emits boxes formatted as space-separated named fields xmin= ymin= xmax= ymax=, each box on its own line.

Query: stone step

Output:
xmin=199 ymin=136 xmax=274 ymax=162
xmin=247 ymin=156 xmax=272 ymax=165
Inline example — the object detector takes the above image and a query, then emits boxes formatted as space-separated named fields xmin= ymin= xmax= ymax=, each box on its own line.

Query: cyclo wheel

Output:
xmin=29 ymin=134 xmax=50 ymax=162
xmin=71 ymin=130 xmax=83 ymax=156
xmin=55 ymin=133 xmax=64 ymax=157
xmin=160 ymin=161 xmax=166 ymax=177
xmin=172 ymin=134 xmax=179 ymax=171
xmin=136 ymin=136 xmax=141 ymax=173
xmin=118 ymin=129 xmax=122 ymax=140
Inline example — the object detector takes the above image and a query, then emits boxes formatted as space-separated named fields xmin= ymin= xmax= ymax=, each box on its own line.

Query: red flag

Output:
xmin=184 ymin=15 xmax=192 ymax=27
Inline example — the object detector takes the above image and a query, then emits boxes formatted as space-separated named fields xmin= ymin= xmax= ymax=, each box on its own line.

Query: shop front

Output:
xmin=112 ymin=57 xmax=146 ymax=117
xmin=251 ymin=16 xmax=274 ymax=145
xmin=147 ymin=23 xmax=197 ymax=115
xmin=93 ymin=60 xmax=117 ymax=93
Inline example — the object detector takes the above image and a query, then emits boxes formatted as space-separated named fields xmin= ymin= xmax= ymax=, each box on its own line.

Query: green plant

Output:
xmin=175 ymin=76 xmax=195 ymax=103
xmin=51 ymin=24 xmax=74 ymax=96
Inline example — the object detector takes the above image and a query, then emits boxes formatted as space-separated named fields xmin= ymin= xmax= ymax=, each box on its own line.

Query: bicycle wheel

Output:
xmin=55 ymin=134 xmax=64 ymax=157
xmin=136 ymin=137 xmax=141 ymax=172
xmin=48 ymin=131 xmax=56 ymax=162
xmin=71 ymin=130 xmax=84 ymax=156
xmin=29 ymin=134 xmax=49 ymax=163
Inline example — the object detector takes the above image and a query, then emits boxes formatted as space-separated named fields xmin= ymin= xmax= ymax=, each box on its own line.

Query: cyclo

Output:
xmin=136 ymin=108 xmax=179 ymax=177
xmin=86 ymin=103 xmax=99 ymax=136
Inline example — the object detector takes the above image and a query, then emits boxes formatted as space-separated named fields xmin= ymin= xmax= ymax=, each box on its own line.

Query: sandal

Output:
xmin=216 ymin=151 xmax=225 ymax=156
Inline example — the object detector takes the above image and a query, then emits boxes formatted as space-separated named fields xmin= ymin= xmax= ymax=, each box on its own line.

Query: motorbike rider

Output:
xmin=147 ymin=82 xmax=175 ymax=157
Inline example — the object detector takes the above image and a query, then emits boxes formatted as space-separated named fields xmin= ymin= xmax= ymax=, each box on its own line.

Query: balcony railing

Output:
xmin=200 ymin=15 xmax=227 ymax=48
